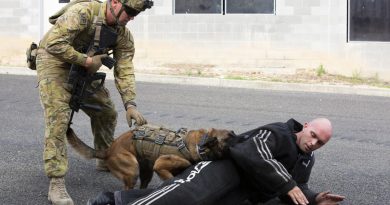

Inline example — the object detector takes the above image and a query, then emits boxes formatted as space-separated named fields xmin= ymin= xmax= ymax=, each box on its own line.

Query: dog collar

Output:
xmin=176 ymin=138 xmax=192 ymax=161
xmin=197 ymin=133 xmax=211 ymax=161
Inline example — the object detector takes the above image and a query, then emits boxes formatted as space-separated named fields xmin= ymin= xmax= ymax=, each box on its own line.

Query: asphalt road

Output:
xmin=0 ymin=74 xmax=389 ymax=205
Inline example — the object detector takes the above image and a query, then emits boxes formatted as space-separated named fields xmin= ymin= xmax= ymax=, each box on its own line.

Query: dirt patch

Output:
xmin=0 ymin=35 xmax=389 ymax=89
xmin=136 ymin=63 xmax=390 ymax=88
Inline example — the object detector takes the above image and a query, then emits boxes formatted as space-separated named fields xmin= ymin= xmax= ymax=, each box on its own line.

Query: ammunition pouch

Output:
xmin=26 ymin=42 xmax=38 ymax=70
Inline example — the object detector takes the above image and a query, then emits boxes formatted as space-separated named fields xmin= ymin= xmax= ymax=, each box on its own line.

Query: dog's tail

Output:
xmin=66 ymin=128 xmax=107 ymax=159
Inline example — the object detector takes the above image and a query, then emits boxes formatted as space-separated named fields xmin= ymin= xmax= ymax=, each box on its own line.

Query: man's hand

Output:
xmin=287 ymin=186 xmax=309 ymax=205
xmin=126 ymin=106 xmax=147 ymax=127
xmin=316 ymin=191 xmax=345 ymax=205
xmin=85 ymin=54 xmax=108 ymax=74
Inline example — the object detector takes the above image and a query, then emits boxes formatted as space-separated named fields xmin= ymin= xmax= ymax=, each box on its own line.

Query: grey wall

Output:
xmin=0 ymin=0 xmax=40 ymax=38
xmin=129 ymin=0 xmax=390 ymax=80
xmin=5 ymin=0 xmax=390 ymax=80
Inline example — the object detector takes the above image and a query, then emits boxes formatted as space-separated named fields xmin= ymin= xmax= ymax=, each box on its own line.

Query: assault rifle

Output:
xmin=67 ymin=24 xmax=118 ymax=128
xmin=66 ymin=58 xmax=114 ymax=127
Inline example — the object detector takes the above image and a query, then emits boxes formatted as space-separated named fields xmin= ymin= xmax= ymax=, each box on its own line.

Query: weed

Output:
xmin=225 ymin=75 xmax=246 ymax=80
xmin=185 ymin=70 xmax=192 ymax=76
xmin=316 ymin=64 xmax=326 ymax=77
xmin=372 ymin=73 xmax=380 ymax=84
xmin=351 ymin=70 xmax=363 ymax=84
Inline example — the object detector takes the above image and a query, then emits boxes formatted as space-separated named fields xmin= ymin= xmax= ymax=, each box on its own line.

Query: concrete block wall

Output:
xmin=128 ymin=0 xmax=390 ymax=80
xmin=4 ymin=0 xmax=390 ymax=80
xmin=0 ymin=0 xmax=41 ymax=67
xmin=0 ymin=0 xmax=40 ymax=38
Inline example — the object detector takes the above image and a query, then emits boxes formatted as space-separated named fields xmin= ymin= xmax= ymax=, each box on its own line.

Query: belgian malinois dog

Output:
xmin=66 ymin=124 xmax=236 ymax=189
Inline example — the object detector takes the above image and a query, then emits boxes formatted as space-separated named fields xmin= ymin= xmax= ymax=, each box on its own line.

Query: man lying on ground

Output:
xmin=88 ymin=118 xmax=345 ymax=205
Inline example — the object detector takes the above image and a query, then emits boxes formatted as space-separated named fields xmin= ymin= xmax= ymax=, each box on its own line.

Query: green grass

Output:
xmin=351 ymin=70 xmax=364 ymax=84
xmin=157 ymin=65 xmax=390 ymax=89
xmin=184 ymin=69 xmax=207 ymax=77
xmin=225 ymin=75 xmax=247 ymax=80
xmin=316 ymin=64 xmax=326 ymax=77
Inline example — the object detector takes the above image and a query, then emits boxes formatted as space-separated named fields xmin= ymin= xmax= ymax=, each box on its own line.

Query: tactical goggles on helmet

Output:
xmin=123 ymin=5 xmax=140 ymax=16
xmin=123 ymin=0 xmax=154 ymax=17
xmin=142 ymin=0 xmax=154 ymax=10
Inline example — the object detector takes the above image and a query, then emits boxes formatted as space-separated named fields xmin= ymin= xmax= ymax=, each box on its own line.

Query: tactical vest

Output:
xmin=132 ymin=125 xmax=194 ymax=162
xmin=48 ymin=0 xmax=115 ymax=57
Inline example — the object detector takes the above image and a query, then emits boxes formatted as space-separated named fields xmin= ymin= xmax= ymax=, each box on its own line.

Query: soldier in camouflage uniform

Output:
xmin=36 ymin=0 xmax=153 ymax=204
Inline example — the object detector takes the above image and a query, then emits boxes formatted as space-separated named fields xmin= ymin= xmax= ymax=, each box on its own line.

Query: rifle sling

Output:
xmin=87 ymin=5 xmax=104 ymax=57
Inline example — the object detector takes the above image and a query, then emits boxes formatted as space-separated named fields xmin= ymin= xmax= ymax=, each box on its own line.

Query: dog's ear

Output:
xmin=205 ymin=136 xmax=218 ymax=147
xmin=229 ymin=130 xmax=236 ymax=137
xmin=199 ymin=129 xmax=218 ymax=148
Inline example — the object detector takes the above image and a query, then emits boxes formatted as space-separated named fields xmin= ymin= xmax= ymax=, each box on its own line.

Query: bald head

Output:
xmin=308 ymin=118 xmax=332 ymax=143
xmin=296 ymin=118 xmax=333 ymax=153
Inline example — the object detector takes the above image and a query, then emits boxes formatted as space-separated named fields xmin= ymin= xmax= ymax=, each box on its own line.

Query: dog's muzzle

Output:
xmin=196 ymin=134 xmax=218 ymax=161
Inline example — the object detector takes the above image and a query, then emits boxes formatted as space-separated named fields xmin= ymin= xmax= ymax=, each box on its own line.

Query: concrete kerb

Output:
xmin=1 ymin=66 xmax=389 ymax=97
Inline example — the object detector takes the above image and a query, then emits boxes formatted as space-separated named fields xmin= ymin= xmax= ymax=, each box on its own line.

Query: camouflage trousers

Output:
xmin=38 ymin=78 xmax=117 ymax=177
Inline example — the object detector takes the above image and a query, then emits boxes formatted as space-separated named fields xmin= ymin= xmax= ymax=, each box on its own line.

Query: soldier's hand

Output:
xmin=287 ymin=186 xmax=309 ymax=205
xmin=126 ymin=106 xmax=147 ymax=128
xmin=85 ymin=54 xmax=108 ymax=74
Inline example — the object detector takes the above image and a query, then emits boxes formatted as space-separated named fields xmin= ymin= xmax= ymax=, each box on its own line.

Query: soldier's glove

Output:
xmin=87 ymin=54 xmax=108 ymax=74
xmin=126 ymin=104 xmax=147 ymax=128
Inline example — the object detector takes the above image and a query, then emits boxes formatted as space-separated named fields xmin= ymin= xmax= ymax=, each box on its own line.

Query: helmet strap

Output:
xmin=107 ymin=0 xmax=125 ymax=26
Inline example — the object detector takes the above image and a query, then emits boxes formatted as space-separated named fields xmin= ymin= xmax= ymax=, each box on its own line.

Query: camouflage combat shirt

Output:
xmin=38 ymin=0 xmax=137 ymax=106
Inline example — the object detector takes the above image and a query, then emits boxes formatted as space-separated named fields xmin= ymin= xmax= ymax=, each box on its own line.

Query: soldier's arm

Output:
xmin=113 ymin=27 xmax=137 ymax=108
xmin=45 ymin=6 xmax=90 ymax=66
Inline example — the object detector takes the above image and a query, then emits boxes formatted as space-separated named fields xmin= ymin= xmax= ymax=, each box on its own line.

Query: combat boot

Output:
xmin=96 ymin=159 xmax=109 ymax=172
xmin=48 ymin=177 xmax=74 ymax=205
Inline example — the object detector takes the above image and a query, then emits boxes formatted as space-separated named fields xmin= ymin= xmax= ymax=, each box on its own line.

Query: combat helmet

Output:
xmin=107 ymin=0 xmax=153 ymax=26
xmin=120 ymin=0 xmax=153 ymax=16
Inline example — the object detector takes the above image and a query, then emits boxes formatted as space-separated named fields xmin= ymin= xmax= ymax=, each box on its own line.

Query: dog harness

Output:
xmin=132 ymin=125 xmax=195 ymax=162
